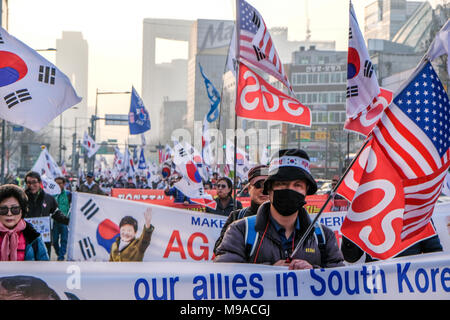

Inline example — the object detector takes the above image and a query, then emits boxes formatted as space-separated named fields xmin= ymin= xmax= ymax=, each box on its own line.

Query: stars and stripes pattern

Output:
xmin=237 ymin=0 xmax=292 ymax=91
xmin=373 ymin=62 xmax=449 ymax=179
xmin=372 ymin=61 xmax=450 ymax=240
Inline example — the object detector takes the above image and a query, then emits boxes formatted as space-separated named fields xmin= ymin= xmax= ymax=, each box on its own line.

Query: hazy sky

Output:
xmin=3 ymin=0 xmax=443 ymax=143
xmin=6 ymin=0 xmax=373 ymax=104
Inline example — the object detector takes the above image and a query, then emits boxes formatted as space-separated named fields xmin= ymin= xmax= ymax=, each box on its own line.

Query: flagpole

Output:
xmin=232 ymin=0 xmax=241 ymax=209
xmin=288 ymin=135 xmax=372 ymax=262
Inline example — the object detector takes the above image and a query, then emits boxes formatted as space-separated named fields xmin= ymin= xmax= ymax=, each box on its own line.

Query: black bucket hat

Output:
xmin=264 ymin=149 xmax=317 ymax=195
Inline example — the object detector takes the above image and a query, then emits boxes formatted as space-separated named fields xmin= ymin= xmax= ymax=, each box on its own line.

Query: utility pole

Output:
xmin=88 ymin=89 xmax=130 ymax=172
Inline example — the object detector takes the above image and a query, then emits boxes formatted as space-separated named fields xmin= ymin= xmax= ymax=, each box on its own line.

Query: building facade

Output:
xmin=52 ymin=31 xmax=89 ymax=167
xmin=141 ymin=18 xmax=193 ymax=145
xmin=288 ymin=46 xmax=361 ymax=178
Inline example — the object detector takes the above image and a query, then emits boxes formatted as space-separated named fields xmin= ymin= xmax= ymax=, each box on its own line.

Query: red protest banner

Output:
xmin=110 ymin=189 xmax=346 ymax=213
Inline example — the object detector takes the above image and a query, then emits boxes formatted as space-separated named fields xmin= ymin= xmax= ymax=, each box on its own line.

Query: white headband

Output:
xmin=269 ymin=156 xmax=311 ymax=174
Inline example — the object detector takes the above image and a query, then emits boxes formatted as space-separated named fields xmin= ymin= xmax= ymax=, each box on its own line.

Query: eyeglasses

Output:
xmin=26 ymin=180 xmax=39 ymax=185
xmin=0 ymin=206 xmax=22 ymax=216
xmin=217 ymin=184 xmax=228 ymax=189
xmin=252 ymin=180 xmax=264 ymax=189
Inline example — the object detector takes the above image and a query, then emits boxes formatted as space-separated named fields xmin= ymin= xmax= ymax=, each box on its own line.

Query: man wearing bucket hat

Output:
xmin=214 ymin=149 xmax=344 ymax=269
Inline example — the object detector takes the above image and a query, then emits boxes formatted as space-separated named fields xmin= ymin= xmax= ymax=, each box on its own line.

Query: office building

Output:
xmin=51 ymin=31 xmax=89 ymax=166
xmin=141 ymin=18 xmax=192 ymax=145
xmin=288 ymin=46 xmax=359 ymax=178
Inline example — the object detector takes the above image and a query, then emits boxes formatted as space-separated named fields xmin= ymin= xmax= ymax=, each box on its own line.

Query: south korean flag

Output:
xmin=346 ymin=3 xmax=380 ymax=119
xmin=0 ymin=27 xmax=81 ymax=131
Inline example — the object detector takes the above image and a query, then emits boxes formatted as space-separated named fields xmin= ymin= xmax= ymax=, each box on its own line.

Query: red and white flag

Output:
xmin=82 ymin=132 xmax=100 ymax=158
xmin=344 ymin=88 xmax=393 ymax=136
xmin=173 ymin=142 xmax=216 ymax=210
xmin=340 ymin=61 xmax=450 ymax=259
xmin=31 ymin=146 xmax=63 ymax=179
xmin=336 ymin=138 xmax=372 ymax=202
xmin=344 ymin=3 xmax=392 ymax=136
xmin=236 ymin=0 xmax=292 ymax=92
xmin=340 ymin=138 xmax=437 ymax=260
xmin=236 ymin=62 xmax=311 ymax=127
xmin=0 ymin=27 xmax=81 ymax=131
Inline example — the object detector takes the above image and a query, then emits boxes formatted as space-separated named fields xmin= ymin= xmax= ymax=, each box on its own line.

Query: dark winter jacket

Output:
xmin=341 ymin=234 xmax=443 ymax=263
xmin=214 ymin=202 xmax=344 ymax=268
xmin=213 ymin=200 xmax=260 ymax=255
xmin=206 ymin=197 xmax=243 ymax=217
xmin=25 ymin=189 xmax=69 ymax=226
xmin=79 ymin=182 xmax=105 ymax=195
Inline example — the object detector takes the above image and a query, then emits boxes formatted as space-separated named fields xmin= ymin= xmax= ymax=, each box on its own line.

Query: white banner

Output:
xmin=68 ymin=192 xmax=226 ymax=262
xmin=68 ymin=193 xmax=450 ymax=262
xmin=24 ymin=217 xmax=51 ymax=242
xmin=0 ymin=253 xmax=449 ymax=300
xmin=312 ymin=201 xmax=450 ymax=256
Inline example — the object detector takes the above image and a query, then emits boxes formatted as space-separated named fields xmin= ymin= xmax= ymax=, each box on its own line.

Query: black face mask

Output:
xmin=272 ymin=189 xmax=306 ymax=216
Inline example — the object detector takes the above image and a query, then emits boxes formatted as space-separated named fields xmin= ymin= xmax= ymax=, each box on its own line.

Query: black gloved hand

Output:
xmin=51 ymin=210 xmax=70 ymax=225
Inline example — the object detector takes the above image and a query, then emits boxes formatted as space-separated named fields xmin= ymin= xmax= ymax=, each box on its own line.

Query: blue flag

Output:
xmin=199 ymin=63 xmax=220 ymax=122
xmin=129 ymin=86 xmax=151 ymax=134
xmin=138 ymin=148 xmax=147 ymax=170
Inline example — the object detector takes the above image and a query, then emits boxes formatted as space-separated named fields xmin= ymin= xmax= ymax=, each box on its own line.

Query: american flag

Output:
xmin=237 ymin=0 xmax=292 ymax=91
xmin=372 ymin=61 xmax=450 ymax=239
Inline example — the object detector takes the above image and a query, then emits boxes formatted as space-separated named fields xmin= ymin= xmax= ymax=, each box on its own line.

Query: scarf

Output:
xmin=0 ymin=219 xmax=26 ymax=261
xmin=118 ymin=239 xmax=132 ymax=252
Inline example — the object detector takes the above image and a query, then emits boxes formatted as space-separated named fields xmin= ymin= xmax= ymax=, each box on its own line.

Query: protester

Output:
xmin=125 ymin=176 xmax=136 ymax=189
xmin=24 ymin=171 xmax=69 ymax=259
xmin=0 ymin=184 xmax=49 ymax=261
xmin=109 ymin=208 xmax=154 ymax=262
xmin=79 ymin=172 xmax=105 ymax=195
xmin=214 ymin=165 xmax=269 ymax=254
xmin=211 ymin=172 xmax=219 ymax=188
xmin=328 ymin=174 xmax=349 ymax=211
xmin=164 ymin=175 xmax=192 ymax=204
xmin=214 ymin=149 xmax=344 ymax=269
xmin=206 ymin=177 xmax=242 ymax=216
xmin=52 ymin=177 xmax=72 ymax=261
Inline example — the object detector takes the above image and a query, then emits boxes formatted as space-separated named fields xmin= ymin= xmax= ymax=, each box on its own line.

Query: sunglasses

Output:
xmin=252 ymin=180 xmax=264 ymax=189
xmin=217 ymin=184 xmax=228 ymax=189
xmin=0 ymin=206 xmax=22 ymax=216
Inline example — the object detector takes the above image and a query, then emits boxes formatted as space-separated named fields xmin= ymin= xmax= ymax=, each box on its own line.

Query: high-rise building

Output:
xmin=186 ymin=19 xmax=234 ymax=134
xmin=288 ymin=46 xmax=358 ymax=178
xmin=52 ymin=31 xmax=89 ymax=165
xmin=142 ymin=18 xmax=311 ymax=149
xmin=366 ymin=1 xmax=450 ymax=90
xmin=141 ymin=19 xmax=193 ymax=145
xmin=364 ymin=0 xmax=422 ymax=42
xmin=160 ymin=99 xmax=187 ymax=143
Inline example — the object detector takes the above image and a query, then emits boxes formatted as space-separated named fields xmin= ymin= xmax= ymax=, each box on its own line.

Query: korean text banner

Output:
xmin=0 ymin=253 xmax=449 ymax=300
xmin=68 ymin=192 xmax=227 ymax=262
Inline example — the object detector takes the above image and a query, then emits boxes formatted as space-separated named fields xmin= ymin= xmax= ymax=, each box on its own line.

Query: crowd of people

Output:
xmin=0 ymin=148 xmax=445 ymax=272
